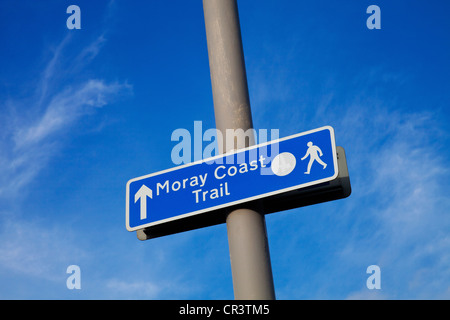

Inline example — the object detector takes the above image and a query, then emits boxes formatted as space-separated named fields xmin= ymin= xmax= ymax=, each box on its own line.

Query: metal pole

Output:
xmin=203 ymin=0 xmax=275 ymax=300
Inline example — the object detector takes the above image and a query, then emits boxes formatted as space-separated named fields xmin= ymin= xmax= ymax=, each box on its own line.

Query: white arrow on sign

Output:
xmin=134 ymin=185 xmax=152 ymax=220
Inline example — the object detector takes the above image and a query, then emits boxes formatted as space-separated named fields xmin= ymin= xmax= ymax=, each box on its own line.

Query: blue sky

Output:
xmin=0 ymin=0 xmax=449 ymax=299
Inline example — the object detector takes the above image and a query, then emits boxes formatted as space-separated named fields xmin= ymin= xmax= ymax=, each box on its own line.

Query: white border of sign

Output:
xmin=126 ymin=126 xmax=338 ymax=231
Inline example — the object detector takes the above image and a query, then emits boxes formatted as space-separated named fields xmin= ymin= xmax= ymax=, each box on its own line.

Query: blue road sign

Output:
xmin=126 ymin=126 xmax=338 ymax=231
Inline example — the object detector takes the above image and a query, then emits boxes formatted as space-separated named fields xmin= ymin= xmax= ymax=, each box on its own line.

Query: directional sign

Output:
xmin=126 ymin=126 xmax=339 ymax=232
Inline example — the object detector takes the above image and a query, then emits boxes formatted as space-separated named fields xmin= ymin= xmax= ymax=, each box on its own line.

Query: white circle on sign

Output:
xmin=271 ymin=152 xmax=297 ymax=176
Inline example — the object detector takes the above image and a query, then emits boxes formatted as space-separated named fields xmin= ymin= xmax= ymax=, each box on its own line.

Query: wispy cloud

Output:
xmin=254 ymin=63 xmax=450 ymax=298
xmin=73 ymin=35 xmax=107 ymax=67
xmin=336 ymin=103 xmax=450 ymax=299
xmin=104 ymin=279 xmax=162 ymax=299
xmin=0 ymin=1 xmax=135 ymax=295
xmin=14 ymin=79 xmax=129 ymax=149
xmin=37 ymin=34 xmax=72 ymax=107
xmin=0 ymin=34 xmax=131 ymax=198
xmin=0 ymin=29 xmax=131 ymax=286
xmin=0 ymin=217 xmax=87 ymax=282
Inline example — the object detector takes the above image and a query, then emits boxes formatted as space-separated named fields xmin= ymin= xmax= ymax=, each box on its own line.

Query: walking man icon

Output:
xmin=301 ymin=141 xmax=327 ymax=174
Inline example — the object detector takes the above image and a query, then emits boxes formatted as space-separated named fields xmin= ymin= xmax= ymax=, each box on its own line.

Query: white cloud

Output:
xmin=254 ymin=66 xmax=450 ymax=298
xmin=336 ymin=104 xmax=450 ymax=299
xmin=0 ymin=34 xmax=131 ymax=199
xmin=346 ymin=287 xmax=388 ymax=300
xmin=105 ymin=279 xmax=162 ymax=299
xmin=0 ymin=31 xmax=132 ymax=286
xmin=14 ymin=79 xmax=129 ymax=148
xmin=0 ymin=217 xmax=87 ymax=282
xmin=37 ymin=34 xmax=72 ymax=106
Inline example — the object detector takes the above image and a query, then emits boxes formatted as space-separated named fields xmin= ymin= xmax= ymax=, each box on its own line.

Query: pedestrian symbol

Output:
xmin=301 ymin=141 xmax=327 ymax=174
